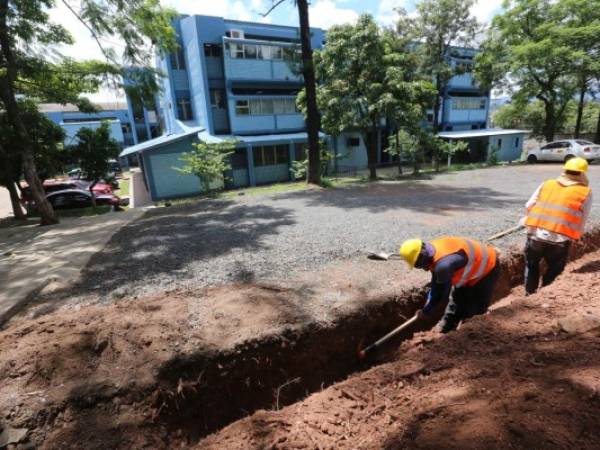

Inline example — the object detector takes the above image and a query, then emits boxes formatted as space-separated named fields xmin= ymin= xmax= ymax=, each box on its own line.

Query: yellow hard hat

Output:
xmin=399 ymin=239 xmax=423 ymax=269
xmin=564 ymin=157 xmax=588 ymax=173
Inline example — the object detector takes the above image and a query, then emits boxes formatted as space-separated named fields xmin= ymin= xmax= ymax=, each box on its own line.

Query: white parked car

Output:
xmin=527 ymin=139 xmax=600 ymax=163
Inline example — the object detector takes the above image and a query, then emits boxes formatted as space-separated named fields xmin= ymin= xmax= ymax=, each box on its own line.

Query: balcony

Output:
xmin=444 ymin=97 xmax=488 ymax=124
xmin=228 ymin=96 xmax=305 ymax=134
xmin=222 ymin=37 xmax=301 ymax=82
xmin=448 ymin=73 xmax=477 ymax=89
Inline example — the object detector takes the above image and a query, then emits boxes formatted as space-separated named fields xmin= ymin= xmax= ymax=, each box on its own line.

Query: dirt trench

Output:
xmin=2 ymin=228 xmax=600 ymax=449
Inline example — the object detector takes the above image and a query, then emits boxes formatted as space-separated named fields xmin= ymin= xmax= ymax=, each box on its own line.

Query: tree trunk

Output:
xmin=543 ymin=101 xmax=556 ymax=142
xmin=432 ymin=95 xmax=442 ymax=171
xmin=396 ymin=131 xmax=402 ymax=175
xmin=7 ymin=181 xmax=26 ymax=220
xmin=365 ymin=129 xmax=378 ymax=181
xmin=0 ymin=0 xmax=58 ymax=225
xmin=297 ymin=0 xmax=321 ymax=186
xmin=574 ymin=77 xmax=587 ymax=139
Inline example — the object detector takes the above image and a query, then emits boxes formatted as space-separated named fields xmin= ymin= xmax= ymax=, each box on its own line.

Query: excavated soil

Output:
xmin=1 ymin=230 xmax=600 ymax=449
xmin=199 ymin=248 xmax=600 ymax=450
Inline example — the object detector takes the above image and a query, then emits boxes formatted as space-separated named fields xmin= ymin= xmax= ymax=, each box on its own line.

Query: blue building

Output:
xmin=120 ymin=15 xmax=525 ymax=202
xmin=120 ymin=14 xmax=326 ymax=200
xmin=40 ymin=102 xmax=159 ymax=148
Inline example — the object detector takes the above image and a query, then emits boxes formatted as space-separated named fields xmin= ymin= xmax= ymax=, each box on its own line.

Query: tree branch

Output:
xmin=261 ymin=0 xmax=287 ymax=18
xmin=60 ymin=0 xmax=115 ymax=65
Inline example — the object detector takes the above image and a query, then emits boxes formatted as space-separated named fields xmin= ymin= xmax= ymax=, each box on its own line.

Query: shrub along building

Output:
xmin=119 ymin=15 xmax=527 ymax=202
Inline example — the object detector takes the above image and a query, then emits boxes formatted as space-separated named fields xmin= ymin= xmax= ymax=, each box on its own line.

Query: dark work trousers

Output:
xmin=524 ymin=237 xmax=571 ymax=295
xmin=438 ymin=262 xmax=500 ymax=333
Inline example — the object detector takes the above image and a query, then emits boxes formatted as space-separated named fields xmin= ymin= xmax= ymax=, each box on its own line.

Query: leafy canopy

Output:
xmin=309 ymin=14 xmax=435 ymax=139
xmin=73 ymin=123 xmax=120 ymax=184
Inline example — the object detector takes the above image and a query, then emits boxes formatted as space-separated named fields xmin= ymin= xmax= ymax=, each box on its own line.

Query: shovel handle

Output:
xmin=486 ymin=224 xmax=525 ymax=242
xmin=359 ymin=314 xmax=419 ymax=357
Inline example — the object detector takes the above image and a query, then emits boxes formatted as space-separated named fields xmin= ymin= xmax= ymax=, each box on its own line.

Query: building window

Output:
xmin=230 ymin=148 xmax=248 ymax=170
xmin=170 ymin=49 xmax=186 ymax=70
xmin=452 ymin=98 xmax=486 ymax=110
xmin=346 ymin=137 xmax=360 ymax=147
xmin=228 ymin=43 xmax=244 ymax=59
xmin=204 ymin=44 xmax=222 ymax=57
xmin=210 ymin=89 xmax=225 ymax=109
xmin=236 ymin=98 xmax=297 ymax=116
xmin=121 ymin=124 xmax=131 ymax=134
xmin=456 ymin=62 xmax=473 ymax=73
xmin=235 ymin=100 xmax=250 ymax=115
xmin=515 ymin=137 xmax=520 ymax=148
xmin=227 ymin=43 xmax=287 ymax=60
xmin=497 ymin=138 xmax=502 ymax=148
xmin=176 ymin=99 xmax=193 ymax=120
xmin=253 ymin=144 xmax=289 ymax=166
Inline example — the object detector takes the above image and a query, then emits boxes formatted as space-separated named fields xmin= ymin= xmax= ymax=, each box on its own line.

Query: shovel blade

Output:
xmin=367 ymin=251 xmax=391 ymax=261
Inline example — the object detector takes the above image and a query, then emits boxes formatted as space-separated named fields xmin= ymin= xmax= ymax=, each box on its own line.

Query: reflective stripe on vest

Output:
xmin=525 ymin=180 xmax=590 ymax=240
xmin=431 ymin=237 xmax=496 ymax=288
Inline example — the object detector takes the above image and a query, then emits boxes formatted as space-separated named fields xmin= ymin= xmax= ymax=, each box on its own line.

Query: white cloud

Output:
xmin=377 ymin=0 xmax=409 ymax=27
xmin=165 ymin=0 xmax=267 ymax=22
xmin=308 ymin=0 xmax=359 ymax=29
xmin=471 ymin=0 xmax=503 ymax=24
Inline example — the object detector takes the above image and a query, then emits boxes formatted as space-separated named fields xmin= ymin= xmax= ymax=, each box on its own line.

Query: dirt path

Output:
xmin=197 ymin=250 xmax=600 ymax=450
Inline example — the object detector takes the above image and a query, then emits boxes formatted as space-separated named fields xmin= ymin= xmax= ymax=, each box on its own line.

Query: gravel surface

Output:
xmin=49 ymin=164 xmax=600 ymax=303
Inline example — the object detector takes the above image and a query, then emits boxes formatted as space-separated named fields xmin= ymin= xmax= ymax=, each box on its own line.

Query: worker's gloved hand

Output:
xmin=518 ymin=216 xmax=527 ymax=227
xmin=416 ymin=309 xmax=427 ymax=320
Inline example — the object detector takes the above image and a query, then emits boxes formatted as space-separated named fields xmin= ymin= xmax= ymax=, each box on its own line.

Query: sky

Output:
xmin=50 ymin=0 xmax=505 ymax=102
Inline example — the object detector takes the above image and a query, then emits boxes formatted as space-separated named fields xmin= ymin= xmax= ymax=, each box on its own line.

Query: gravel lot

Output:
xmin=51 ymin=164 xmax=600 ymax=303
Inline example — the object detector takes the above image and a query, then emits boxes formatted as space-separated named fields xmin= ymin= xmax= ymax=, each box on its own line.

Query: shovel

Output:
xmin=486 ymin=224 xmax=525 ymax=242
xmin=358 ymin=314 xmax=419 ymax=359
xmin=367 ymin=251 xmax=401 ymax=261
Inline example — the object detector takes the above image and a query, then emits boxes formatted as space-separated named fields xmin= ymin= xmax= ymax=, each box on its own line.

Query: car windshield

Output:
xmin=576 ymin=140 xmax=594 ymax=145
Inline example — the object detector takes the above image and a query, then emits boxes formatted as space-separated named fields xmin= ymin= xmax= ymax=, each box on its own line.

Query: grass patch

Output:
xmin=158 ymin=177 xmax=366 ymax=207
xmin=116 ymin=174 xmax=130 ymax=198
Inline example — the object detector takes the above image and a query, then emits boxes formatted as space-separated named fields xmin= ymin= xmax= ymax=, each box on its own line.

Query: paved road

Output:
xmin=45 ymin=164 xmax=600 ymax=303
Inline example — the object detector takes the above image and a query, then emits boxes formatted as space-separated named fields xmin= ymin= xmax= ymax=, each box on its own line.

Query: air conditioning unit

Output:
xmin=230 ymin=29 xmax=244 ymax=39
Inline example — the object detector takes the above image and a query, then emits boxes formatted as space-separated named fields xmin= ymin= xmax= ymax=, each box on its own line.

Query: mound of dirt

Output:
xmin=198 ymin=249 xmax=600 ymax=449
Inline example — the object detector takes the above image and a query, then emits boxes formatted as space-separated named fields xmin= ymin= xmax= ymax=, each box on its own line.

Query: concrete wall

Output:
xmin=335 ymin=132 xmax=369 ymax=170
xmin=129 ymin=168 xmax=152 ymax=208
xmin=489 ymin=134 xmax=525 ymax=162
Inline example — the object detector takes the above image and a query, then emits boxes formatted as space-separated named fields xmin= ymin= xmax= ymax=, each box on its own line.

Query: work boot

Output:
xmin=435 ymin=315 xmax=458 ymax=333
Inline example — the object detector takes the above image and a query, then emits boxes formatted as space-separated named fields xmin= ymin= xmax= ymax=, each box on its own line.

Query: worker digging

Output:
xmin=523 ymin=157 xmax=593 ymax=294
xmin=399 ymin=236 xmax=499 ymax=333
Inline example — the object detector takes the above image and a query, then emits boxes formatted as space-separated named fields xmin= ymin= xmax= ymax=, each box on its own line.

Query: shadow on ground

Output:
xmin=22 ymin=199 xmax=295 ymax=318
xmin=279 ymin=182 xmax=521 ymax=215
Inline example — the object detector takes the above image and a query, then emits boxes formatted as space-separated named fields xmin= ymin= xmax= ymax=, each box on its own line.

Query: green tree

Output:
xmin=396 ymin=0 xmax=480 ymax=169
xmin=0 ymin=100 xmax=65 ymax=219
xmin=475 ymin=0 xmax=578 ymax=142
xmin=176 ymin=141 xmax=237 ymax=193
xmin=72 ymin=123 xmax=120 ymax=208
xmin=310 ymin=14 xmax=434 ymax=180
xmin=0 ymin=0 xmax=176 ymax=225
xmin=262 ymin=0 xmax=321 ymax=185
xmin=553 ymin=0 xmax=600 ymax=138
xmin=492 ymin=101 xmax=549 ymax=138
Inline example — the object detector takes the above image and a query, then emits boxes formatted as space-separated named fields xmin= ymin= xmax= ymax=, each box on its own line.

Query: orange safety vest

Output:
xmin=431 ymin=237 xmax=497 ymax=288
xmin=525 ymin=179 xmax=590 ymax=240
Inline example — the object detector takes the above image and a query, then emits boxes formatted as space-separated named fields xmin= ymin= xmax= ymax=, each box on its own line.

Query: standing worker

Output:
xmin=399 ymin=236 xmax=499 ymax=333
xmin=523 ymin=157 xmax=593 ymax=294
